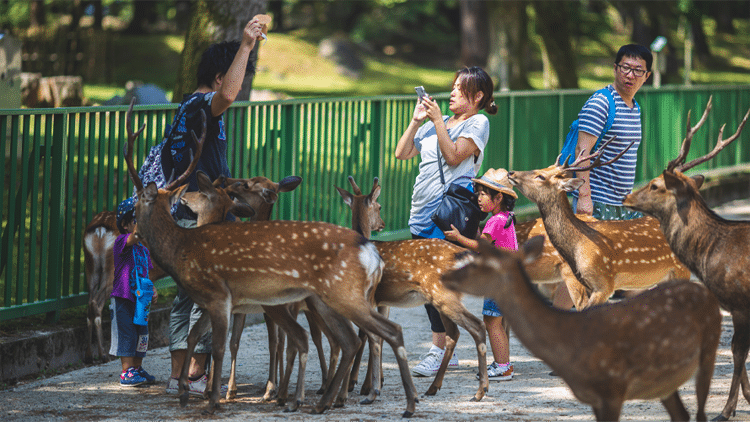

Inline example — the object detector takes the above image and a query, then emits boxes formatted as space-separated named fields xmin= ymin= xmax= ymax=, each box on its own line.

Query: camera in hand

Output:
xmin=414 ymin=86 xmax=428 ymax=102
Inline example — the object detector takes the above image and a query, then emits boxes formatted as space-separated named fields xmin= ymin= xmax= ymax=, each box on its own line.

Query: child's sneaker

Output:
xmin=448 ymin=351 xmax=459 ymax=368
xmin=120 ymin=367 xmax=147 ymax=387
xmin=188 ymin=374 xmax=229 ymax=397
xmin=165 ymin=377 xmax=179 ymax=394
xmin=487 ymin=361 xmax=514 ymax=381
xmin=136 ymin=366 xmax=156 ymax=385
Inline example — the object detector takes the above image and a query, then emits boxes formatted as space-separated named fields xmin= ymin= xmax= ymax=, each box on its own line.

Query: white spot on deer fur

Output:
xmin=291 ymin=270 xmax=300 ymax=278
xmin=292 ymin=233 xmax=298 ymax=240
xmin=202 ymin=243 xmax=208 ymax=248
xmin=303 ymin=232 xmax=309 ymax=238
xmin=322 ymin=243 xmax=329 ymax=251
xmin=211 ymin=249 xmax=216 ymax=255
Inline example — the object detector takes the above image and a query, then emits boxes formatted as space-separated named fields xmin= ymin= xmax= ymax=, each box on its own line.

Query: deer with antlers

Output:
xmin=336 ymin=176 xmax=489 ymax=402
xmin=442 ymin=236 xmax=721 ymax=421
xmin=623 ymin=96 xmax=750 ymax=421
xmin=506 ymin=138 xmax=692 ymax=308
xmin=122 ymin=103 xmax=418 ymax=416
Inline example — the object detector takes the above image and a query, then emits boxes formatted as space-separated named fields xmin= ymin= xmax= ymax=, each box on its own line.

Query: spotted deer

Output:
xmin=623 ymin=96 xmax=750 ymax=421
xmin=336 ymin=176 xmax=489 ymax=402
xmin=506 ymin=138 xmax=691 ymax=308
xmin=122 ymin=103 xmax=418 ymax=416
xmin=442 ymin=236 xmax=721 ymax=421
xmin=81 ymin=175 xmax=254 ymax=364
xmin=183 ymin=174 xmax=337 ymax=406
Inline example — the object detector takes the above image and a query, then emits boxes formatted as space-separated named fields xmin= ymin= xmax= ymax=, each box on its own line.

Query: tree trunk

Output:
xmin=29 ymin=0 xmax=46 ymax=27
xmin=487 ymin=1 xmax=532 ymax=91
xmin=211 ymin=0 xmax=268 ymax=101
xmin=532 ymin=1 xmax=578 ymax=89
xmin=459 ymin=0 xmax=489 ymax=67
xmin=172 ymin=0 xmax=215 ymax=102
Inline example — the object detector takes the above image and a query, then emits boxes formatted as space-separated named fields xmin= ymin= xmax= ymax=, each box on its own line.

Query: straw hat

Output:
xmin=472 ymin=168 xmax=517 ymax=199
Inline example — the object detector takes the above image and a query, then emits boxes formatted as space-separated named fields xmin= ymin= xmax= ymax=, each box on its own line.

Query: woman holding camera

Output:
xmin=395 ymin=66 xmax=497 ymax=377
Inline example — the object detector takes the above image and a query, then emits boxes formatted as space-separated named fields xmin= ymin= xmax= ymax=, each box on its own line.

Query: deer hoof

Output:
xmin=310 ymin=405 xmax=328 ymax=415
xmin=359 ymin=385 xmax=371 ymax=395
xmin=712 ymin=414 xmax=730 ymax=421
xmin=226 ymin=389 xmax=237 ymax=400
xmin=424 ymin=386 xmax=439 ymax=396
xmin=359 ymin=398 xmax=374 ymax=405
xmin=179 ymin=393 xmax=189 ymax=407
xmin=402 ymin=410 xmax=414 ymax=418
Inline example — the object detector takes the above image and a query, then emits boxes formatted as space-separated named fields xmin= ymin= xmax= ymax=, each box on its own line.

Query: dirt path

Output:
xmin=0 ymin=293 xmax=744 ymax=422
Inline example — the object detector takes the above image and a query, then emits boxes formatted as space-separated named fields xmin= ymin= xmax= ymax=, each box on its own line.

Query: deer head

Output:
xmin=180 ymin=171 xmax=256 ymax=225
xmin=623 ymin=96 xmax=750 ymax=222
xmin=335 ymin=176 xmax=384 ymax=238
xmin=507 ymin=137 xmax=634 ymax=206
xmin=218 ymin=175 xmax=303 ymax=221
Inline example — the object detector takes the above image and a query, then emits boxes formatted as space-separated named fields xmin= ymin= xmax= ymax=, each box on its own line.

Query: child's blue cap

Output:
xmin=116 ymin=197 xmax=137 ymax=233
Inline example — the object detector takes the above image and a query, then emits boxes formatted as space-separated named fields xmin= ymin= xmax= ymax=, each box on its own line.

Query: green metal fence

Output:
xmin=2 ymin=85 xmax=749 ymax=321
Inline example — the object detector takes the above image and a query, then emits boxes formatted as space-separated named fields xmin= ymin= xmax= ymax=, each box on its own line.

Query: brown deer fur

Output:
xmin=623 ymin=97 xmax=750 ymax=420
xmin=336 ymin=176 xmax=489 ymax=402
xmin=442 ymin=237 xmax=721 ymax=421
xmin=507 ymin=141 xmax=691 ymax=308
xmin=123 ymin=103 xmax=418 ymax=416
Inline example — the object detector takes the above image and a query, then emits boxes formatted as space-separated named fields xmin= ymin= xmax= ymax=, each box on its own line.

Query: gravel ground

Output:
xmin=0 ymin=293 xmax=744 ymax=422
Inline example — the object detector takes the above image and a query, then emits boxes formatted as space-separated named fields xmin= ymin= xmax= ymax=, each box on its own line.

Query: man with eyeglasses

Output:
xmin=571 ymin=44 xmax=652 ymax=219
xmin=553 ymin=44 xmax=653 ymax=310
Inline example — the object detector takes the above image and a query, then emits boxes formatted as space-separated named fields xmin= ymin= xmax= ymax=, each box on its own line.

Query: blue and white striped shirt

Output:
xmin=576 ymin=85 xmax=642 ymax=206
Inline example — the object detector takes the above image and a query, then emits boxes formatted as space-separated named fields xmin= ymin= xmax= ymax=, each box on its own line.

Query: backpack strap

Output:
xmin=593 ymin=87 xmax=617 ymax=151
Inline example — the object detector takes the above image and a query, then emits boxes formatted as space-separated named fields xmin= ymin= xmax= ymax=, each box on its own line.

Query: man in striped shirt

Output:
xmin=573 ymin=44 xmax=652 ymax=220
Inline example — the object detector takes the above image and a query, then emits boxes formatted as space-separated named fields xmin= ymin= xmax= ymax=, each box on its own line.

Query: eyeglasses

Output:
xmin=615 ymin=64 xmax=647 ymax=77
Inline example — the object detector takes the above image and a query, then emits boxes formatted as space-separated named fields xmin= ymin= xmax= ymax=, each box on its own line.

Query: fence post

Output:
xmin=45 ymin=113 xmax=68 ymax=324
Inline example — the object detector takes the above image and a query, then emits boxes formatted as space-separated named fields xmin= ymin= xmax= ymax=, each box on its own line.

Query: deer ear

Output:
xmin=196 ymin=171 xmax=216 ymax=194
xmin=663 ymin=171 xmax=692 ymax=223
xmin=560 ymin=178 xmax=585 ymax=192
xmin=336 ymin=186 xmax=353 ymax=208
xmin=170 ymin=184 xmax=190 ymax=208
xmin=144 ymin=182 xmax=159 ymax=202
xmin=691 ymin=175 xmax=705 ymax=189
xmin=521 ymin=235 xmax=545 ymax=264
xmin=278 ymin=176 xmax=303 ymax=192
xmin=230 ymin=200 xmax=256 ymax=219
xmin=369 ymin=184 xmax=381 ymax=202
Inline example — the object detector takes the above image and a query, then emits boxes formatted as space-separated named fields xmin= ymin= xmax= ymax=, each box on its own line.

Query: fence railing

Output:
xmin=2 ymin=85 xmax=749 ymax=321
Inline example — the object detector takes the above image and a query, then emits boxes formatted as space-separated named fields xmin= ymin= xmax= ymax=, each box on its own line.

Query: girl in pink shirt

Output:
xmin=444 ymin=168 xmax=517 ymax=381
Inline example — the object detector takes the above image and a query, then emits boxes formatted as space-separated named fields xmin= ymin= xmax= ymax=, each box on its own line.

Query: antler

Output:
xmin=667 ymin=96 xmax=714 ymax=172
xmin=560 ymin=136 xmax=635 ymax=173
xmin=347 ymin=175 xmax=363 ymax=195
xmin=124 ymin=98 xmax=146 ymax=193
xmin=164 ymin=109 xmax=207 ymax=191
xmin=676 ymin=105 xmax=750 ymax=173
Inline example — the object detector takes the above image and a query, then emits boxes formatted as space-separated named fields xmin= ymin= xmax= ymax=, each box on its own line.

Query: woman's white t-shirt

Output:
xmin=409 ymin=114 xmax=490 ymax=237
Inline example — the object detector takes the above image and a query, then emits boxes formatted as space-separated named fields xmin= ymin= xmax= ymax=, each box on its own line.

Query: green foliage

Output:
xmin=0 ymin=1 xmax=30 ymax=28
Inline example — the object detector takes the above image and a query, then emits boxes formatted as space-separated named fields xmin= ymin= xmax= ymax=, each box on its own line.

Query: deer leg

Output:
xmin=264 ymin=305 xmax=309 ymax=413
xmin=303 ymin=308 xmax=339 ymax=395
xmin=262 ymin=314 xmax=279 ymax=401
xmin=304 ymin=295 xmax=360 ymax=414
xmin=660 ymin=391 xmax=689 ymax=421
xmin=695 ymin=329 xmax=719 ymax=422
xmin=203 ymin=302 xmax=231 ymax=415
xmin=585 ymin=287 xmax=614 ymax=308
xmin=592 ymin=398 xmax=623 ymax=422
xmin=348 ymin=308 xmax=418 ymax=417
xmin=179 ymin=311 xmax=212 ymax=407
xmin=717 ymin=313 xmax=750 ymax=421
xmin=304 ymin=309 xmax=329 ymax=394
xmin=425 ymin=315 xmax=459 ymax=398
xmin=85 ymin=303 xmax=96 ymax=364
xmin=347 ymin=328 xmax=368 ymax=393
xmin=226 ymin=313 xmax=246 ymax=400
xmin=357 ymin=331 xmax=383 ymax=406
xmin=434 ymin=303 xmax=487 ymax=401
xmin=561 ymin=267 xmax=590 ymax=310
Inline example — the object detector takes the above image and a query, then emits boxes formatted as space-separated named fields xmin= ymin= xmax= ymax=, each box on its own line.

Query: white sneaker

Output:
xmin=412 ymin=345 xmax=457 ymax=377
xmin=165 ymin=377 xmax=179 ymax=394
xmin=166 ymin=375 xmax=228 ymax=396
xmin=449 ymin=351 xmax=459 ymax=368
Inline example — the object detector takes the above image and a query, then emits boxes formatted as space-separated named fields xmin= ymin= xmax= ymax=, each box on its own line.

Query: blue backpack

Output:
xmin=558 ymin=88 xmax=617 ymax=166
